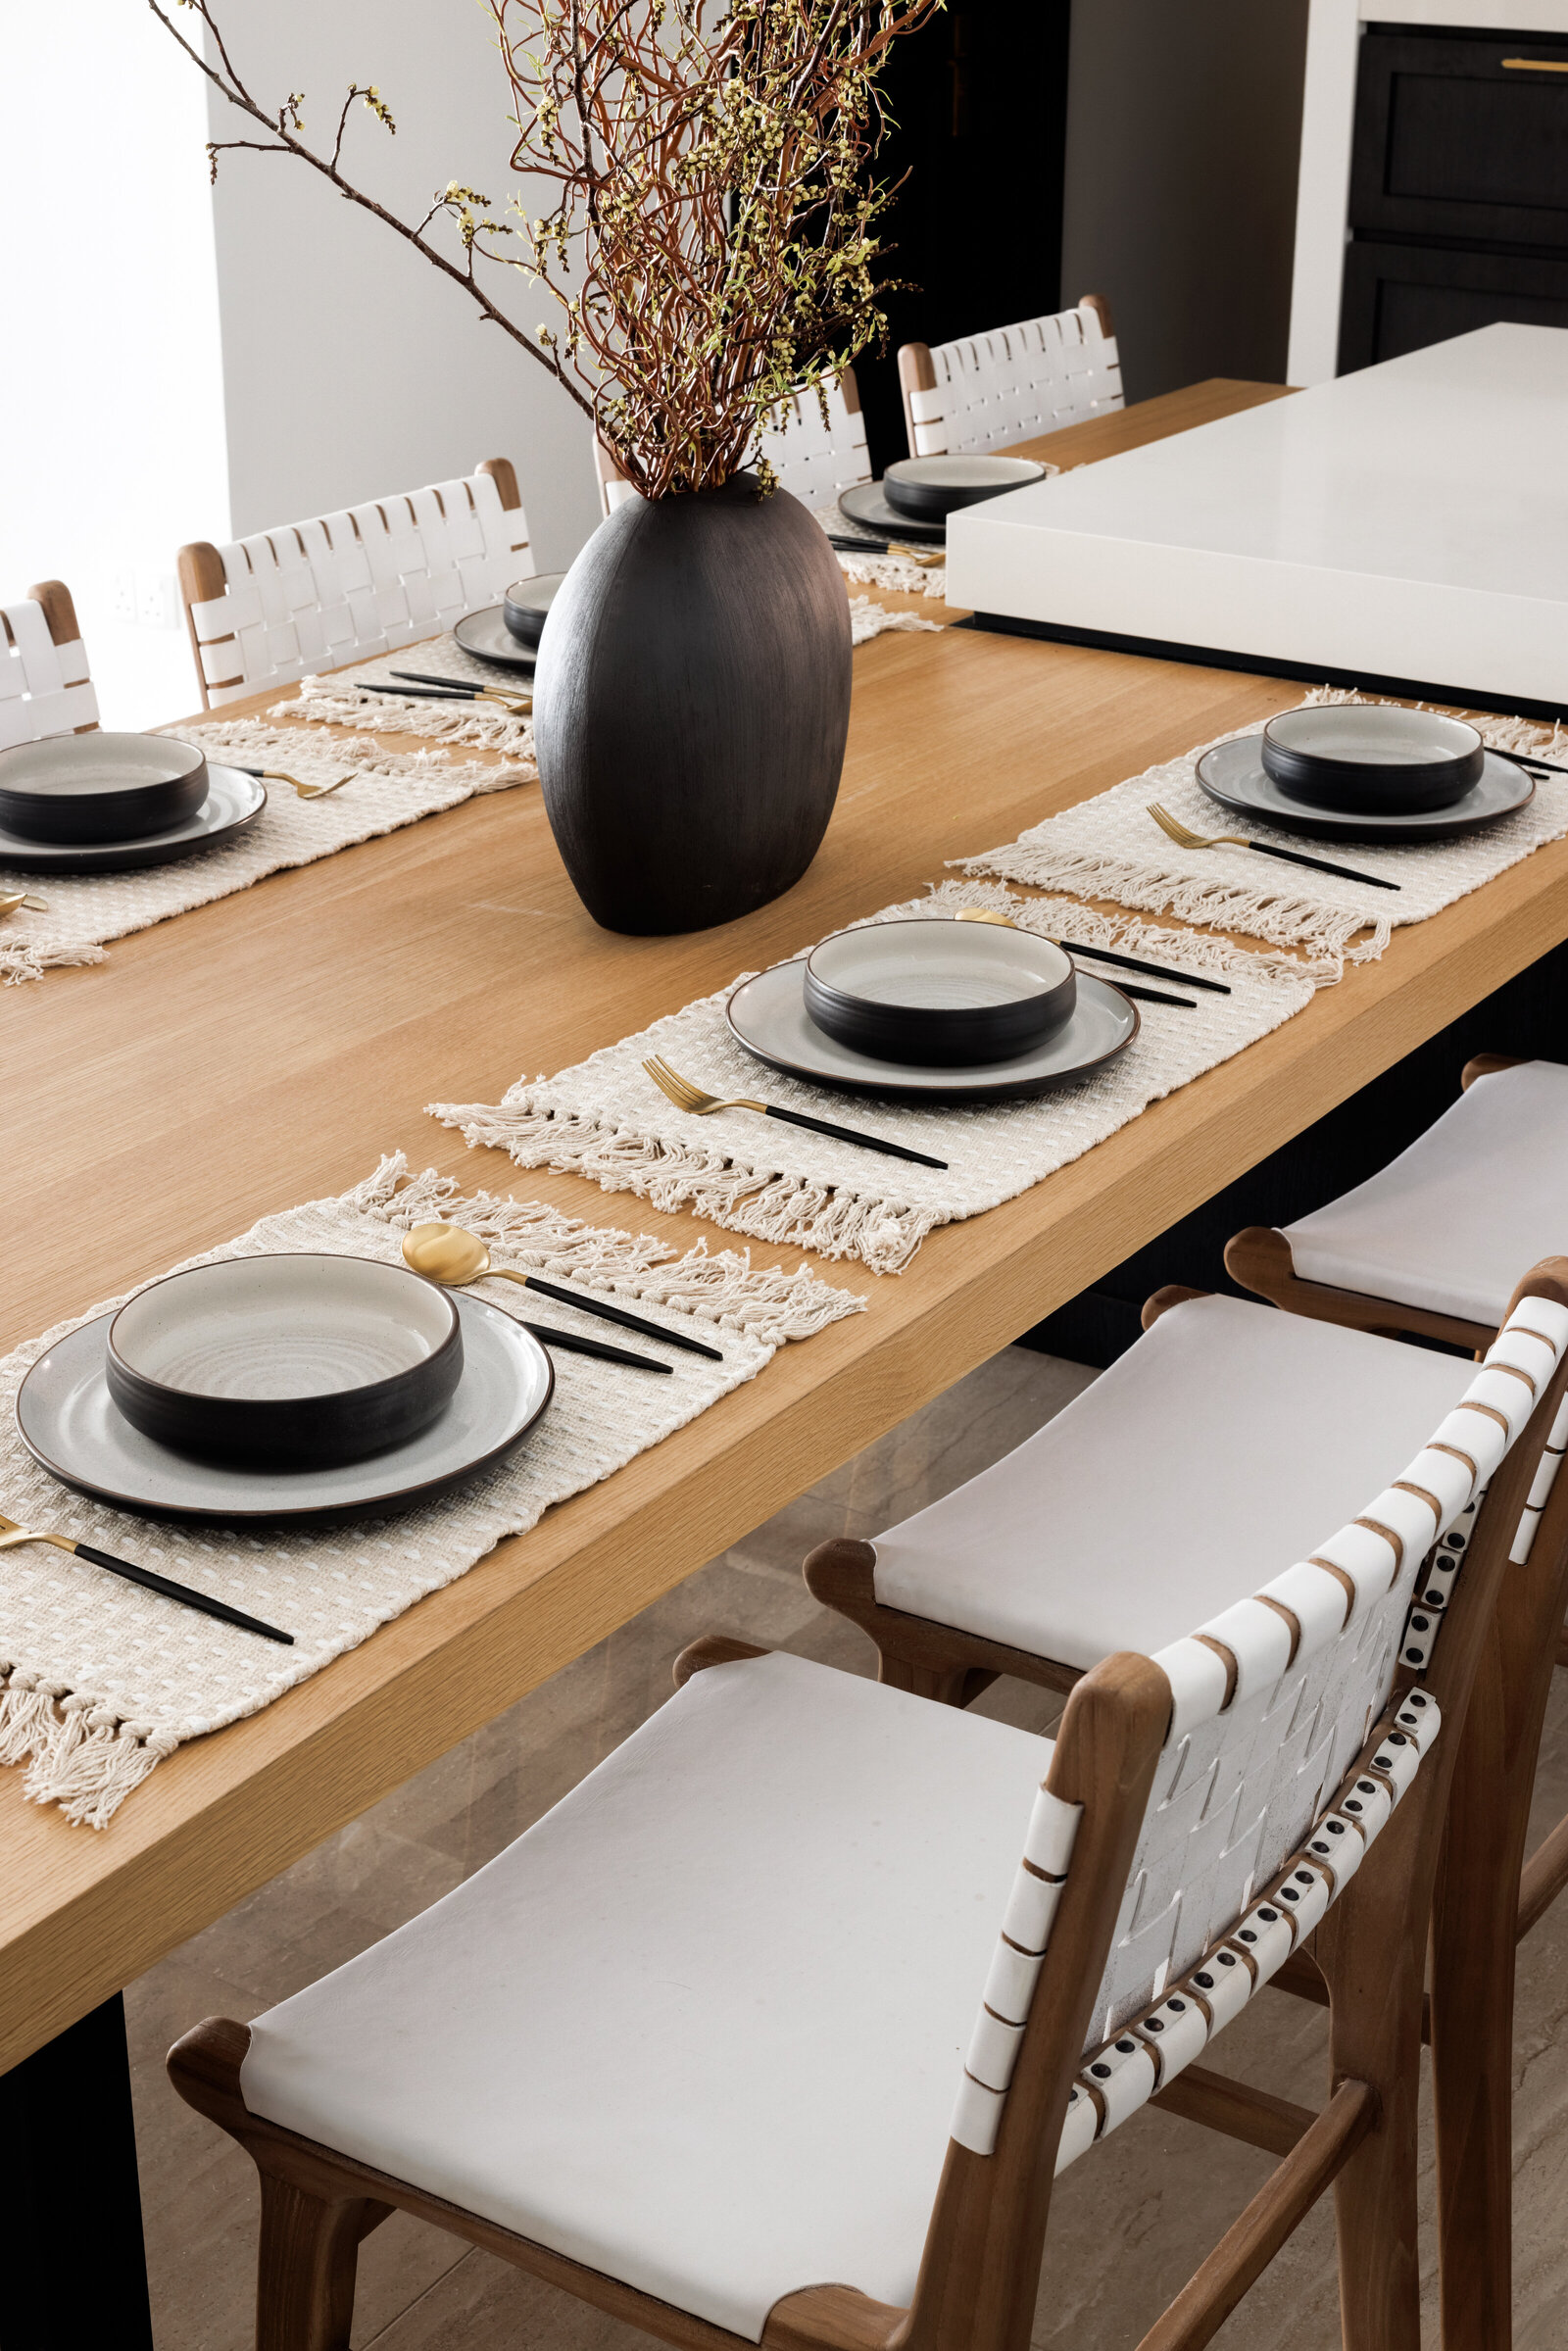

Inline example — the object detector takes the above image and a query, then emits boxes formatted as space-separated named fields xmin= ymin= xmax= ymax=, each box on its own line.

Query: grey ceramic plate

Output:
xmin=16 ymin=1290 xmax=553 ymax=1524
xmin=725 ymin=957 xmax=1138 ymax=1103
xmin=452 ymin=607 xmax=540 ymax=671
xmin=0 ymin=764 xmax=266 ymax=874
xmin=1197 ymin=736 xmax=1535 ymax=845
xmin=836 ymin=481 xmax=948 ymax=544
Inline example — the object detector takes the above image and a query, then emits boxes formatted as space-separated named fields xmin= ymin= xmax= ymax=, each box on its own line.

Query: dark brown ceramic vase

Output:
xmin=532 ymin=473 xmax=852 ymax=934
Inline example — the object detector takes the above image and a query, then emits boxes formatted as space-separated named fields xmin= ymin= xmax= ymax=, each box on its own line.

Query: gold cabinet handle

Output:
xmin=1501 ymin=56 xmax=1568 ymax=70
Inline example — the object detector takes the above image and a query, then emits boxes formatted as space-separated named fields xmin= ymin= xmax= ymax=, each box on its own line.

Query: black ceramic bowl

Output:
xmin=882 ymin=454 xmax=1047 ymax=523
xmin=502 ymin=572 xmax=566 ymax=647
xmin=1260 ymin=707 xmax=1484 ymax=815
xmin=0 ymin=733 xmax=208 ymax=845
xmin=804 ymin=918 xmax=1076 ymax=1067
xmin=106 ymin=1254 xmax=464 ymax=1471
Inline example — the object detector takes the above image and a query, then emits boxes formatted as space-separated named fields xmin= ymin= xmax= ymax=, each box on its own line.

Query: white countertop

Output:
xmin=945 ymin=324 xmax=1568 ymax=707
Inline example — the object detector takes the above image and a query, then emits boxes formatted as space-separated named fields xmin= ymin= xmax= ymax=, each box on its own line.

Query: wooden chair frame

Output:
xmin=170 ymin=1290 xmax=1568 ymax=2351
xmin=1 ymin=578 xmax=99 ymax=745
xmin=1223 ymin=1053 xmax=1562 ymax=2349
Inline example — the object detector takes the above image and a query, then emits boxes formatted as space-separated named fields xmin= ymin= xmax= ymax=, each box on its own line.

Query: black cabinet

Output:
xmin=1338 ymin=24 xmax=1568 ymax=369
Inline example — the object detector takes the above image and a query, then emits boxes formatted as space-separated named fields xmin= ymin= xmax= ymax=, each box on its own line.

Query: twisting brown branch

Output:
xmin=148 ymin=0 xmax=940 ymax=500
xmin=145 ymin=0 xmax=593 ymax=420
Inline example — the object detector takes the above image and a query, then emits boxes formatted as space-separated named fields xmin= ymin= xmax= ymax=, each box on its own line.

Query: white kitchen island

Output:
xmin=945 ymin=323 xmax=1568 ymax=713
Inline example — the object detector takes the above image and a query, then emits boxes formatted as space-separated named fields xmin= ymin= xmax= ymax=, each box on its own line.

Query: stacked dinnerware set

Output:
xmin=0 ymin=735 xmax=269 ymax=876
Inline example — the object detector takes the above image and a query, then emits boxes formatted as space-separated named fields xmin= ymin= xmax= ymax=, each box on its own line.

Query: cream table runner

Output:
xmin=956 ymin=692 xmax=1568 ymax=973
xmin=0 ymin=721 xmax=529 ymax=986
xmin=0 ymin=1156 xmax=859 ymax=1827
xmin=432 ymin=878 xmax=1319 ymax=1277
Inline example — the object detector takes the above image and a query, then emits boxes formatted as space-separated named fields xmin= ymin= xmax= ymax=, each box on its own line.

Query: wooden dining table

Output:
xmin=6 ymin=375 xmax=1567 ymax=2345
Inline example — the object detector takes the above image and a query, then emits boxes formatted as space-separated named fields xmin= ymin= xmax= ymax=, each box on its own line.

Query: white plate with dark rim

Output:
xmin=1197 ymin=736 xmax=1536 ymax=846
xmin=0 ymin=764 xmax=267 ymax=875
xmin=725 ymin=957 xmax=1139 ymax=1104
xmin=452 ymin=608 xmax=540 ymax=672
xmin=16 ymin=1290 xmax=554 ymax=1524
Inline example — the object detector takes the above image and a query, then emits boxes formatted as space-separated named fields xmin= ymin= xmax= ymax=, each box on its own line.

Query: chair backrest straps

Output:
xmin=186 ymin=468 xmax=530 ymax=707
xmin=905 ymin=302 xmax=1123 ymax=461
xmin=950 ymin=1291 xmax=1568 ymax=2165
xmin=0 ymin=593 xmax=98 ymax=750
xmin=751 ymin=369 xmax=871 ymax=512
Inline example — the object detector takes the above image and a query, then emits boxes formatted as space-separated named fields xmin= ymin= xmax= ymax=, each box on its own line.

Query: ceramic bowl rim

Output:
xmin=805 ymin=917 xmax=1074 ymax=1020
xmin=106 ymin=1251 xmax=462 ymax=1412
xmin=1260 ymin=707 xmax=1485 ymax=803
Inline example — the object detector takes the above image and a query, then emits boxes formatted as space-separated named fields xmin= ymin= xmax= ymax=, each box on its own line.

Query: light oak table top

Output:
xmin=7 ymin=376 xmax=1563 ymax=2074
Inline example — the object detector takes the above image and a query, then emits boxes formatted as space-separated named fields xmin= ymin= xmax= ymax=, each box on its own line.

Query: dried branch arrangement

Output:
xmin=150 ymin=0 xmax=939 ymax=499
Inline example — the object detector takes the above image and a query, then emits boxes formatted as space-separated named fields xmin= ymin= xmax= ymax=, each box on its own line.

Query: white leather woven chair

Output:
xmin=0 ymin=580 xmax=99 ymax=750
xmin=897 ymin=295 xmax=1122 ymax=462
xmin=176 ymin=459 xmax=531 ymax=710
xmin=169 ymin=1274 xmax=1568 ymax=2351
xmin=594 ymin=370 xmax=871 ymax=518
xmin=1223 ymin=1054 xmax=1568 ymax=2350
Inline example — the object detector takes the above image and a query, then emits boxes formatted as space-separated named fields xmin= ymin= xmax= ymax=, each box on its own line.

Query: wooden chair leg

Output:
xmin=255 ymin=2166 xmax=388 ymax=2351
xmin=1312 ymin=1808 xmax=1427 ymax=2351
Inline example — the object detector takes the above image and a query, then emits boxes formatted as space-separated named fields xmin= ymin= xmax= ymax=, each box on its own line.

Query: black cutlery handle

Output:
xmin=356 ymin=679 xmax=477 ymax=704
xmin=1066 ymin=940 xmax=1230 ymax=995
xmin=523 ymin=1274 xmax=721 ymax=1361
xmin=521 ymin=1322 xmax=672 ymax=1373
xmin=763 ymin=1104 xmax=948 ymax=1169
xmin=1248 ymin=839 xmax=1399 ymax=891
xmin=1494 ymin=745 xmax=1568 ymax=777
xmin=391 ymin=670 xmax=483 ymax=695
xmin=1113 ymin=981 xmax=1197 ymax=1009
xmin=71 ymin=1543 xmax=294 ymax=1645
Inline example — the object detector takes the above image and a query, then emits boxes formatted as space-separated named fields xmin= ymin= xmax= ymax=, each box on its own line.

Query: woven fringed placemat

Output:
xmin=279 ymin=598 xmax=940 ymax=754
xmin=431 ymin=878 xmax=1319 ymax=1277
xmin=0 ymin=722 xmax=529 ymax=985
xmin=0 ymin=1155 xmax=860 ymax=1827
xmin=955 ymin=691 xmax=1568 ymax=974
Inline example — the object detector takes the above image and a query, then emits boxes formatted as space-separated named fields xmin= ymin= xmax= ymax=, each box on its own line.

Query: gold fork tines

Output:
xmin=643 ymin=1055 xmax=766 ymax=1118
xmin=0 ymin=890 xmax=49 ymax=915
xmin=259 ymin=768 xmax=360 ymax=800
xmin=1147 ymin=802 xmax=1242 ymax=852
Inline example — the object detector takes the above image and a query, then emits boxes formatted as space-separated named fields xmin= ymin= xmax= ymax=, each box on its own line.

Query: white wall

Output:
xmin=204 ymin=0 xmax=601 ymax=567
xmin=0 ymin=2 xmax=602 ymax=733
xmin=1061 ymin=0 xmax=1311 ymax=401
xmin=0 ymin=0 xmax=230 ymax=727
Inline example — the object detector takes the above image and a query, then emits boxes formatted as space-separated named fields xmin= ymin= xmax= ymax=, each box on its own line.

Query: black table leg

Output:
xmin=0 ymin=1993 xmax=155 ymax=2351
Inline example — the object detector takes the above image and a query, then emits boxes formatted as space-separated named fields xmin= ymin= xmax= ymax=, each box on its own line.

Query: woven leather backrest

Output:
xmin=952 ymin=1294 xmax=1568 ymax=2162
xmin=0 ymin=595 xmax=99 ymax=751
xmin=906 ymin=302 xmax=1123 ymax=459
xmin=187 ymin=470 xmax=531 ymax=708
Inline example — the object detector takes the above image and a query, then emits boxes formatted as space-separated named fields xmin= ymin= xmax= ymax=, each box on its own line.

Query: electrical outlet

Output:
xmin=136 ymin=572 xmax=179 ymax=630
xmin=109 ymin=567 xmax=136 ymax=625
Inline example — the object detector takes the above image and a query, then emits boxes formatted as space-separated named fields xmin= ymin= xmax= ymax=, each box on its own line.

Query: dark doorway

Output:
xmin=859 ymin=0 xmax=1074 ymax=475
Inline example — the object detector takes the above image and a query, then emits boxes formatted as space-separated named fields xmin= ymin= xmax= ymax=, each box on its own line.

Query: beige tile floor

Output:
xmin=124 ymin=1345 xmax=1568 ymax=2349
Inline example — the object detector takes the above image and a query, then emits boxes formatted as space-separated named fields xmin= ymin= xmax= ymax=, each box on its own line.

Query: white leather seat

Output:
xmin=1283 ymin=1060 xmax=1568 ymax=1330
xmin=871 ymin=1295 xmax=1472 ymax=1666
xmin=240 ymin=1652 xmax=1051 ymax=2341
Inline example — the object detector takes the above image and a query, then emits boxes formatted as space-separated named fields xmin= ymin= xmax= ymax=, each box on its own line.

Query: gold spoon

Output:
xmin=400 ymin=1222 xmax=721 ymax=1360
xmin=0 ymin=890 xmax=49 ymax=915
xmin=886 ymin=542 xmax=945 ymax=569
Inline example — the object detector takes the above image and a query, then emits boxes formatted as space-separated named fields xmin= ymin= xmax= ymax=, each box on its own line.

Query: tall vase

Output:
xmin=532 ymin=473 xmax=852 ymax=934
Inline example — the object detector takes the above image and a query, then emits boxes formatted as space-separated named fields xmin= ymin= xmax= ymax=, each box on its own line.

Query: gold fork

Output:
xmin=0 ymin=890 xmax=49 ymax=915
xmin=642 ymin=1053 xmax=947 ymax=1169
xmin=1147 ymin=801 xmax=1399 ymax=892
xmin=0 ymin=1511 xmax=292 ymax=1641
xmin=233 ymin=764 xmax=359 ymax=801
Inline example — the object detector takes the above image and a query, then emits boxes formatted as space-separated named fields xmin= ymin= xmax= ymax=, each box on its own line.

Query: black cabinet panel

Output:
xmin=1350 ymin=29 xmax=1568 ymax=248
xmin=1340 ymin=236 xmax=1568 ymax=369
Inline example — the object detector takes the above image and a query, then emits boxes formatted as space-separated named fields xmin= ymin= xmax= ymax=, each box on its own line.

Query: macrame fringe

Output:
xmin=836 ymin=551 xmax=949 ymax=600
xmin=423 ymin=1103 xmax=936 ymax=1277
xmin=186 ymin=716 xmax=532 ymax=796
xmin=915 ymin=876 xmax=1339 ymax=986
xmin=277 ymin=679 xmax=538 ymax=768
xmin=1 ymin=938 xmax=108 ymax=986
xmin=0 ymin=1669 xmax=176 ymax=1831
xmin=847 ymin=596 xmax=943 ymax=647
